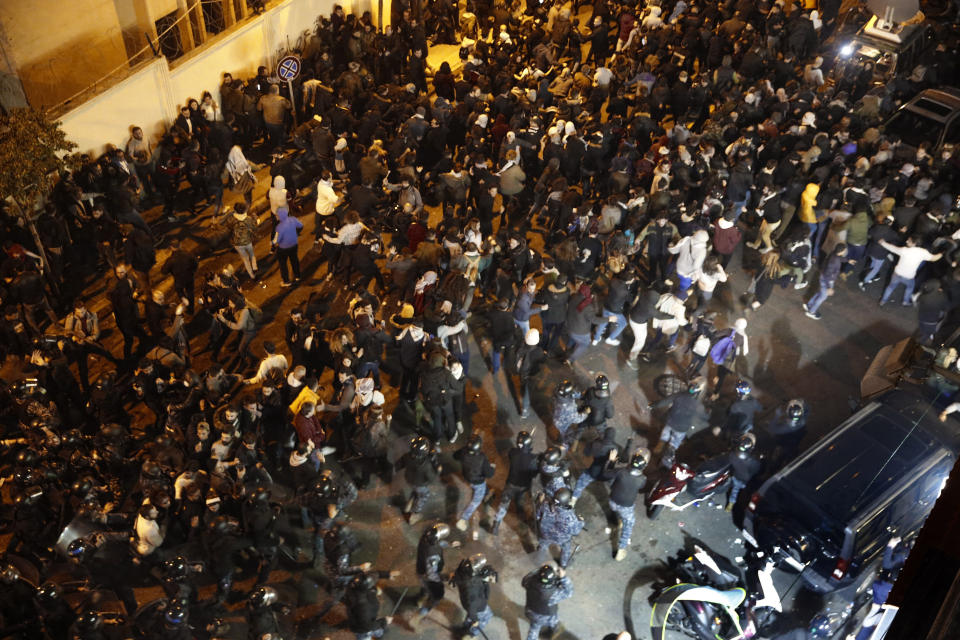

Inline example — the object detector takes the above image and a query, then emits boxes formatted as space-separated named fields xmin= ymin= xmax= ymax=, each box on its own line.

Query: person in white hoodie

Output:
xmin=668 ymin=229 xmax=710 ymax=299
xmin=268 ymin=175 xmax=288 ymax=216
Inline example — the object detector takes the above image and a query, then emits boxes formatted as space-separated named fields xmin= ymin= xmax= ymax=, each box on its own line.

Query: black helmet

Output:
xmin=142 ymin=460 xmax=162 ymax=478
xmin=425 ymin=522 xmax=451 ymax=543
xmin=164 ymin=601 xmax=188 ymax=627
xmin=809 ymin=614 xmax=835 ymax=639
xmin=555 ymin=380 xmax=576 ymax=398
xmin=349 ymin=572 xmax=378 ymax=591
xmin=76 ymin=609 xmax=103 ymax=632
xmin=736 ymin=432 xmax=756 ymax=455
xmin=537 ymin=564 xmax=557 ymax=585
xmin=71 ymin=476 xmax=95 ymax=496
xmin=62 ymin=429 xmax=84 ymax=447
xmin=554 ymin=487 xmax=573 ymax=507
xmin=249 ymin=485 xmax=271 ymax=502
xmin=735 ymin=380 xmax=752 ymax=398
xmin=541 ymin=447 xmax=562 ymax=466
xmin=630 ymin=448 xmax=650 ymax=473
xmin=466 ymin=434 xmax=482 ymax=452
xmin=787 ymin=399 xmax=804 ymax=422
xmin=249 ymin=586 xmax=278 ymax=609
xmin=516 ymin=431 xmax=532 ymax=448
xmin=312 ymin=475 xmax=337 ymax=498
xmin=0 ymin=565 xmax=21 ymax=584
xmin=209 ymin=515 xmax=235 ymax=535
xmin=36 ymin=582 xmax=62 ymax=606
xmin=594 ymin=374 xmax=610 ymax=396
xmin=15 ymin=449 xmax=40 ymax=467
xmin=67 ymin=537 xmax=93 ymax=563
xmin=411 ymin=436 xmax=431 ymax=457
xmin=461 ymin=553 xmax=487 ymax=575
xmin=163 ymin=556 xmax=188 ymax=581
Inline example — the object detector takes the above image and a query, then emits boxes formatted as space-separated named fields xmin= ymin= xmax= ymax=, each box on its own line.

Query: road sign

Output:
xmin=277 ymin=55 xmax=301 ymax=81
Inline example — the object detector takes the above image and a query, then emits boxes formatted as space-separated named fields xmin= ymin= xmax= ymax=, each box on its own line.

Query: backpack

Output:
xmin=244 ymin=303 xmax=263 ymax=330
xmin=709 ymin=331 xmax=737 ymax=365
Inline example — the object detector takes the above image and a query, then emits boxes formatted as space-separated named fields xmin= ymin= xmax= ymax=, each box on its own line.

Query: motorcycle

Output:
xmin=671 ymin=545 xmax=782 ymax=633
xmin=646 ymin=455 xmax=733 ymax=519
xmin=650 ymin=583 xmax=758 ymax=640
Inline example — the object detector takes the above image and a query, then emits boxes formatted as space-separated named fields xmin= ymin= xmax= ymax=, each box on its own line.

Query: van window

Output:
xmin=946 ymin=118 xmax=960 ymax=146
xmin=912 ymin=98 xmax=954 ymax=119
xmin=886 ymin=110 xmax=945 ymax=148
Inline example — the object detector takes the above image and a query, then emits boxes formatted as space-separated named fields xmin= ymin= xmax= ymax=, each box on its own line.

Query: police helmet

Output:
xmin=630 ymin=448 xmax=651 ymax=473
xmin=555 ymin=380 xmax=576 ymax=398
xmin=249 ymin=586 xmax=279 ymax=609
xmin=250 ymin=485 xmax=271 ymax=502
xmin=164 ymin=602 xmax=188 ymax=627
xmin=541 ymin=447 xmax=562 ymax=466
xmin=426 ymin=522 xmax=451 ymax=543
xmin=312 ymin=475 xmax=337 ymax=499
xmin=36 ymin=582 xmax=62 ymax=606
xmin=735 ymin=379 xmax=751 ymax=398
xmin=466 ymin=434 xmax=482 ymax=452
xmin=516 ymin=431 xmax=533 ymax=448
xmin=736 ymin=432 xmax=756 ymax=455
xmin=411 ymin=436 xmax=431 ymax=457
xmin=787 ymin=399 xmax=804 ymax=421
xmin=554 ymin=487 xmax=573 ymax=507
xmin=537 ymin=564 xmax=557 ymax=584
xmin=349 ymin=572 xmax=378 ymax=591
xmin=67 ymin=538 xmax=93 ymax=563
xmin=163 ymin=556 xmax=189 ymax=581
xmin=594 ymin=374 xmax=610 ymax=396
xmin=76 ymin=609 xmax=103 ymax=632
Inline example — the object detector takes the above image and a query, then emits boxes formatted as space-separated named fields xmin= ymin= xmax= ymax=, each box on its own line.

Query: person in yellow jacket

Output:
xmin=798 ymin=182 xmax=828 ymax=259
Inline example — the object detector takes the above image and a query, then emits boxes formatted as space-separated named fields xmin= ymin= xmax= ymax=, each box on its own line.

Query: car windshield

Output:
xmin=886 ymin=110 xmax=945 ymax=148
xmin=759 ymin=482 xmax=844 ymax=550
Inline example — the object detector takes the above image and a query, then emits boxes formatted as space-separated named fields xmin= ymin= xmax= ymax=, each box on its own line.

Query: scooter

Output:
xmin=645 ymin=455 xmax=733 ymax=519
xmin=673 ymin=545 xmax=783 ymax=633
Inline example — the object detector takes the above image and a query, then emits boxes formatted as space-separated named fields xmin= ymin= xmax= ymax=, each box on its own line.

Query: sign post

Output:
xmin=276 ymin=54 xmax=301 ymax=127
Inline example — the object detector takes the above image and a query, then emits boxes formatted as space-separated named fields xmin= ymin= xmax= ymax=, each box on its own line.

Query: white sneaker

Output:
xmin=455 ymin=519 xmax=468 ymax=531
xmin=456 ymin=421 xmax=464 ymax=434
xmin=320 ymin=447 xmax=337 ymax=456
xmin=591 ymin=338 xmax=600 ymax=346
xmin=604 ymin=338 xmax=621 ymax=346
xmin=569 ymin=496 xmax=578 ymax=507
xmin=615 ymin=549 xmax=627 ymax=561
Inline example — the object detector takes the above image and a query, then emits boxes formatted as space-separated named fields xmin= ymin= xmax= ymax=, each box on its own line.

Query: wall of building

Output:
xmin=57 ymin=0 xmax=365 ymax=156
xmin=0 ymin=0 xmax=130 ymax=109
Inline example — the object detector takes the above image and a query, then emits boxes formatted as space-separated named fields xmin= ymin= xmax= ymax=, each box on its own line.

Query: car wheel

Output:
xmin=647 ymin=504 xmax=664 ymax=519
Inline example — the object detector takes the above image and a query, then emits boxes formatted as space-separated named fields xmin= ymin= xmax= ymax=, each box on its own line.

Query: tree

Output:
xmin=0 ymin=108 xmax=78 ymax=295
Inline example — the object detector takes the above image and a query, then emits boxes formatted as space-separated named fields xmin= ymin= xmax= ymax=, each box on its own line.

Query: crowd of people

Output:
xmin=1 ymin=0 xmax=959 ymax=638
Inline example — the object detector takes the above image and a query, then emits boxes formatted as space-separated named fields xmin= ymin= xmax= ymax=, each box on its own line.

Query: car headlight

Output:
xmin=840 ymin=43 xmax=855 ymax=57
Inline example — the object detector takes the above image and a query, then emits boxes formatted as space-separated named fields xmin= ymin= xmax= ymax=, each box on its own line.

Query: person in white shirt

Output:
xmin=135 ymin=503 xmax=165 ymax=557
xmin=315 ymin=171 xmax=341 ymax=218
xmin=878 ymin=236 xmax=941 ymax=306
xmin=245 ymin=341 xmax=289 ymax=385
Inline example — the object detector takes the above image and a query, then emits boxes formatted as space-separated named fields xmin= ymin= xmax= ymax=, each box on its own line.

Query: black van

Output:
xmin=742 ymin=389 xmax=957 ymax=594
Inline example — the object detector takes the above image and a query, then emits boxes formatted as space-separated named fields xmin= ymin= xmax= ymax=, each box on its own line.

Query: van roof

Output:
xmin=905 ymin=88 xmax=960 ymax=122
xmin=777 ymin=392 xmax=953 ymax=525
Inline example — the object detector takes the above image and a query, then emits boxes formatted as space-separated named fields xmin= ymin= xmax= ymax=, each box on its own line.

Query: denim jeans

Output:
xmin=730 ymin=191 xmax=751 ymax=220
xmin=459 ymin=481 xmax=487 ymax=521
xmin=881 ymin=274 xmax=915 ymax=305
xmin=676 ymin=274 xmax=694 ymax=299
xmin=806 ymin=220 xmax=827 ymax=258
xmin=514 ymin=318 xmax=530 ymax=337
xmin=594 ymin=310 xmax=627 ymax=341
xmin=609 ymin=500 xmax=635 ymax=550
xmin=566 ymin=332 xmax=591 ymax=361
xmin=862 ymin=256 xmax=887 ymax=282
xmin=806 ymin=277 xmax=831 ymax=314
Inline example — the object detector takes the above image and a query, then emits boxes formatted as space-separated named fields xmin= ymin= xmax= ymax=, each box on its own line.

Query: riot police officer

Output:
xmin=396 ymin=436 xmax=442 ymax=525
xmin=538 ymin=446 xmax=570 ymax=497
xmin=247 ymin=586 xmax=294 ymax=640
xmin=203 ymin=515 xmax=248 ymax=602
xmin=608 ymin=449 xmax=650 ymax=562
xmin=450 ymin=554 xmax=497 ymax=639
xmin=490 ymin=430 xmax=539 ymax=535
xmin=416 ymin=522 xmax=460 ymax=615
xmin=453 ymin=433 xmax=495 ymax=532
xmin=344 ymin=572 xmax=394 ymax=640
xmin=535 ymin=488 xmax=584 ymax=568
xmin=521 ymin=564 xmax=574 ymax=640
xmin=241 ymin=485 xmax=281 ymax=582
xmin=571 ymin=427 xmax=621 ymax=505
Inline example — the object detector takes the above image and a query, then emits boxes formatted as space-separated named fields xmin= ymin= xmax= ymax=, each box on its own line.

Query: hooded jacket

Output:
xmin=798 ymin=183 xmax=821 ymax=224
xmin=268 ymin=175 xmax=287 ymax=213
xmin=273 ymin=207 xmax=303 ymax=249
xmin=669 ymin=229 xmax=710 ymax=279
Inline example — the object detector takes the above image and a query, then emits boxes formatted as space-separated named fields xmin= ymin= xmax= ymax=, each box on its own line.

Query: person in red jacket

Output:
xmin=712 ymin=214 xmax=743 ymax=269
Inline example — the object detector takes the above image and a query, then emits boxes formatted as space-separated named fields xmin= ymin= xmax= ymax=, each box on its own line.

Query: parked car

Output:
xmin=839 ymin=14 xmax=936 ymax=82
xmin=883 ymin=87 xmax=960 ymax=153
xmin=742 ymin=388 xmax=958 ymax=595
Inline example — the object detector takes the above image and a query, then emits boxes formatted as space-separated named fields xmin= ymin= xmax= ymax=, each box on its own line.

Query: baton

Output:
xmin=389 ymin=586 xmax=409 ymax=617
